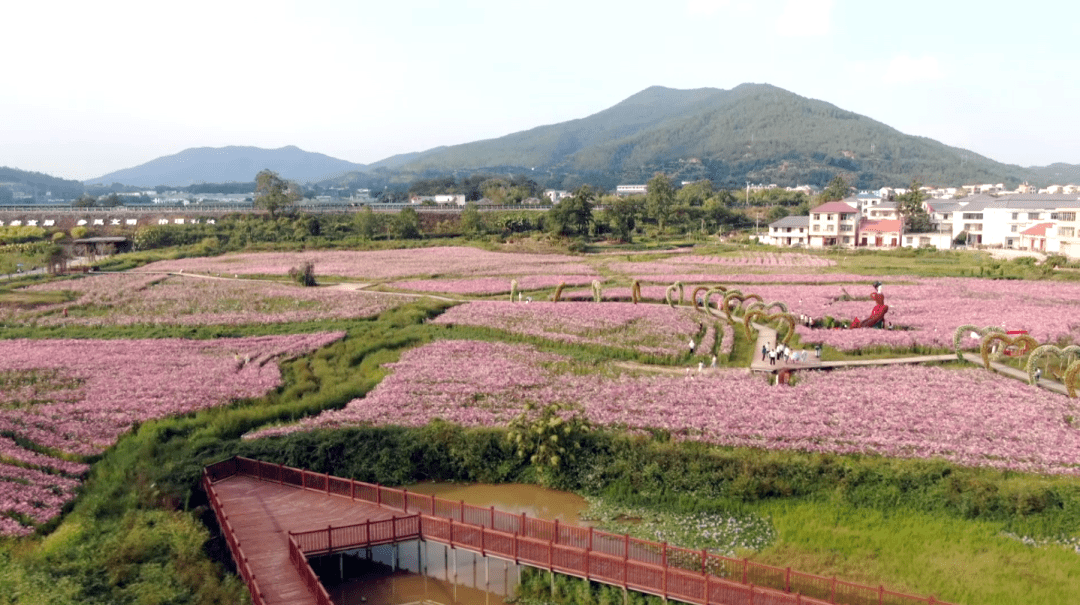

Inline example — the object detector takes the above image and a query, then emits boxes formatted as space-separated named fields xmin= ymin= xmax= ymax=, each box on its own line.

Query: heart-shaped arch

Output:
xmin=744 ymin=310 xmax=797 ymax=345
xmin=979 ymin=333 xmax=1038 ymax=369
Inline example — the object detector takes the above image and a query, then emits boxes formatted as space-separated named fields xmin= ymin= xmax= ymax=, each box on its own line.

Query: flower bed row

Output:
xmin=0 ymin=332 xmax=344 ymax=535
xmin=13 ymin=273 xmax=404 ymax=326
xmin=248 ymin=340 xmax=1080 ymax=477
xmin=431 ymin=301 xmax=709 ymax=357
xmin=131 ymin=247 xmax=592 ymax=280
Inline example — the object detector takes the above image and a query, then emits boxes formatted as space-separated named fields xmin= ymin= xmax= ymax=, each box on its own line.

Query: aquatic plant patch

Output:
xmin=0 ymin=332 xmax=343 ymax=535
xmin=250 ymin=340 xmax=1080 ymax=477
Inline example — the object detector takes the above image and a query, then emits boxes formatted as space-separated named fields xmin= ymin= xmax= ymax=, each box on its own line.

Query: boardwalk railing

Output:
xmin=202 ymin=471 xmax=269 ymax=605
xmin=205 ymin=456 xmax=955 ymax=605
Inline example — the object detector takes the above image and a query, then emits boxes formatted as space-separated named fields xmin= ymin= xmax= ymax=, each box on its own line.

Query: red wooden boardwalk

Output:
xmin=204 ymin=457 xmax=956 ymax=605
xmin=208 ymin=473 xmax=402 ymax=604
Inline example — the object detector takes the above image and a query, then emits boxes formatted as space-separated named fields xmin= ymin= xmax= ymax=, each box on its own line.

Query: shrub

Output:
xmin=288 ymin=261 xmax=317 ymax=286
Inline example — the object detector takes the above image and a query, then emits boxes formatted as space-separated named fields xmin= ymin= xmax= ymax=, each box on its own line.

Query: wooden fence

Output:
xmin=205 ymin=456 xmax=956 ymax=605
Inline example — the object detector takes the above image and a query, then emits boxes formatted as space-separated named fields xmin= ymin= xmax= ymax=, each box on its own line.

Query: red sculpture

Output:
xmin=851 ymin=282 xmax=888 ymax=329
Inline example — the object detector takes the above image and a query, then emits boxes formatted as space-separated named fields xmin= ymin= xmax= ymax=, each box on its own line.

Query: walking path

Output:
xmin=749 ymin=322 xmax=1072 ymax=396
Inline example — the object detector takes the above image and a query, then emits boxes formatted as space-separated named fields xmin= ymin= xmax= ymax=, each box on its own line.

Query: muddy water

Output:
xmin=320 ymin=483 xmax=591 ymax=605
xmin=318 ymin=540 xmax=521 ymax=605
xmin=402 ymin=481 xmax=593 ymax=526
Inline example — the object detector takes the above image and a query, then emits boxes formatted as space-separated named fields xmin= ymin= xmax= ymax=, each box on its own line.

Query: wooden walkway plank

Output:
xmin=211 ymin=474 xmax=398 ymax=605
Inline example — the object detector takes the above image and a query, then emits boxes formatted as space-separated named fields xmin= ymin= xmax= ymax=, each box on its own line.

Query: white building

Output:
xmin=765 ymin=215 xmax=809 ymax=247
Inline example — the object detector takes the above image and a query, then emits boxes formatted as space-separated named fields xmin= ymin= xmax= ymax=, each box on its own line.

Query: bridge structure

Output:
xmin=204 ymin=456 xmax=953 ymax=605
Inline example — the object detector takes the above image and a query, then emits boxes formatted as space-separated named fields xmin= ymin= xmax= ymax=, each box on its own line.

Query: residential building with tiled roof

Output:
xmin=765 ymin=215 xmax=810 ymax=247
xmin=857 ymin=219 xmax=902 ymax=248
xmin=809 ymin=201 xmax=859 ymax=248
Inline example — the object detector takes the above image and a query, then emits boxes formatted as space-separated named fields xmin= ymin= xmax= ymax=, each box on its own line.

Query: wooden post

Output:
xmin=513 ymin=532 xmax=518 ymax=563
xmin=624 ymin=533 xmax=630 ymax=561
xmin=431 ymin=493 xmax=437 ymax=516
xmin=277 ymin=463 xmax=283 ymax=485
xmin=879 ymin=585 xmax=884 ymax=605
xmin=742 ymin=558 xmax=748 ymax=584
xmin=589 ymin=526 xmax=594 ymax=551
xmin=490 ymin=505 xmax=495 ymax=529
xmin=521 ymin=511 xmax=527 ymax=536
xmin=403 ymin=488 xmax=408 ymax=513
xmin=662 ymin=542 xmax=668 ymax=598
xmin=327 ymin=524 xmax=332 ymax=553
xmin=460 ymin=499 xmax=465 ymax=522
xmin=701 ymin=548 xmax=707 ymax=575
xmin=481 ymin=525 xmax=486 ymax=555
xmin=449 ymin=517 xmax=454 ymax=547
xmin=705 ymin=570 xmax=710 ymax=605
xmin=366 ymin=518 xmax=371 ymax=544
xmin=554 ymin=518 xmax=560 ymax=544
xmin=786 ymin=567 xmax=791 ymax=592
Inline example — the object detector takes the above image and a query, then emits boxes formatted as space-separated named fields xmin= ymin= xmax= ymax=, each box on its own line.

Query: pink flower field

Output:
xmin=131 ymin=247 xmax=593 ymax=280
xmin=248 ymin=340 xmax=1080 ymax=477
xmin=14 ymin=273 xmax=405 ymax=326
xmin=0 ymin=332 xmax=343 ymax=535
xmin=430 ymin=301 xmax=713 ymax=356
xmin=386 ymin=274 xmax=602 ymax=295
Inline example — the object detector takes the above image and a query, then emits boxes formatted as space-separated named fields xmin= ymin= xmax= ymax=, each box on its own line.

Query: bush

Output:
xmin=288 ymin=261 xmax=317 ymax=286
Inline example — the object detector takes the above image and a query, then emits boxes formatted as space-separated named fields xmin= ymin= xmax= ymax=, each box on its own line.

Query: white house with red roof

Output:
xmin=1019 ymin=222 xmax=1054 ymax=252
xmin=858 ymin=219 xmax=902 ymax=248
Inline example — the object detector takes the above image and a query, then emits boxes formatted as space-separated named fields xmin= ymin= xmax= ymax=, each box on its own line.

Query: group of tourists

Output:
xmin=761 ymin=342 xmax=810 ymax=366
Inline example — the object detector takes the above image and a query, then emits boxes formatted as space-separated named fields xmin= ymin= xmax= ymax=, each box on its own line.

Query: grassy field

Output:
xmin=1 ymin=239 xmax=1078 ymax=605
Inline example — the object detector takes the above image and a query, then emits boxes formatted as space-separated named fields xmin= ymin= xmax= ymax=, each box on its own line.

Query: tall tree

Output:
xmin=645 ymin=173 xmax=675 ymax=231
xmin=459 ymin=202 xmax=483 ymax=236
xmin=548 ymin=185 xmax=595 ymax=237
xmin=897 ymin=180 xmax=932 ymax=233
xmin=602 ymin=195 xmax=639 ymax=243
xmin=254 ymin=170 xmax=302 ymax=218
xmin=818 ymin=175 xmax=851 ymax=203
xmin=392 ymin=207 xmax=422 ymax=239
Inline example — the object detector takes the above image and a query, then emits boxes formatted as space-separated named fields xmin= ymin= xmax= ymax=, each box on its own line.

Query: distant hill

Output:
xmin=0 ymin=166 xmax=85 ymax=202
xmin=87 ymin=146 xmax=364 ymax=187
xmin=361 ymin=83 xmax=1048 ymax=190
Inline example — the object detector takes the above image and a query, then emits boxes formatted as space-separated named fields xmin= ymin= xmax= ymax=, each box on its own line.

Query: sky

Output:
xmin=3 ymin=0 xmax=1077 ymax=182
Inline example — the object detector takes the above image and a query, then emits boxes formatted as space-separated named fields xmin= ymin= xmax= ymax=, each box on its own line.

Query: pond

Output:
xmin=402 ymin=481 xmax=593 ymax=526
xmin=316 ymin=482 xmax=590 ymax=605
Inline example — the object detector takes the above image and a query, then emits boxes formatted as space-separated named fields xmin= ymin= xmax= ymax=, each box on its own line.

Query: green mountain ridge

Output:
xmin=367 ymin=83 xmax=1041 ymax=190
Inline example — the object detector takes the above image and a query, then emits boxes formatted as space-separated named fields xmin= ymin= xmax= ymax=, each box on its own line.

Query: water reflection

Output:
xmin=314 ymin=540 xmax=522 ymax=605
xmin=402 ymin=482 xmax=592 ymax=526
xmin=315 ymin=483 xmax=589 ymax=604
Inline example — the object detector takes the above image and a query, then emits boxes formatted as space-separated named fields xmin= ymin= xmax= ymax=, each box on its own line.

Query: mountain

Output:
xmin=0 ymin=166 xmax=85 ymax=202
xmin=87 ymin=146 xmax=364 ymax=187
xmin=359 ymin=84 xmax=1057 ymax=191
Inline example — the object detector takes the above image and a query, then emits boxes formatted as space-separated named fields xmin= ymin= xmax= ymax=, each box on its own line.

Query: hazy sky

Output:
xmin=3 ymin=0 xmax=1076 ymax=181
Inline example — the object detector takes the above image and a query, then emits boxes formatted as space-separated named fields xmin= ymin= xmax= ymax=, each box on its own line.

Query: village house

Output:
xmin=808 ymin=201 xmax=859 ymax=248
xmin=764 ymin=215 xmax=809 ymax=247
